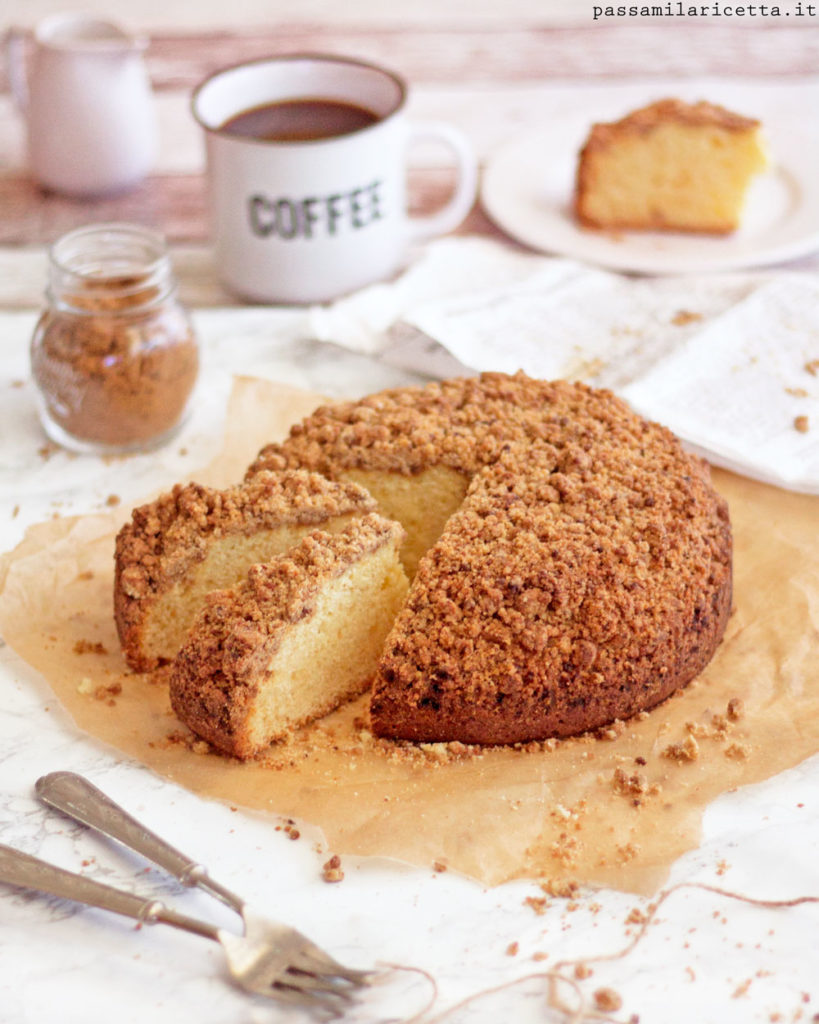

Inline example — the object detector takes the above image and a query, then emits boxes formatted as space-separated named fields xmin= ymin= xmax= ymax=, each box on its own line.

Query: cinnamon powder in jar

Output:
xmin=30 ymin=223 xmax=199 ymax=454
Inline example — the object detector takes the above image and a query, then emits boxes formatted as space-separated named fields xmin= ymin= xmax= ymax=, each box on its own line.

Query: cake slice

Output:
xmin=574 ymin=98 xmax=767 ymax=234
xmin=169 ymin=514 xmax=409 ymax=759
xmin=114 ymin=470 xmax=376 ymax=671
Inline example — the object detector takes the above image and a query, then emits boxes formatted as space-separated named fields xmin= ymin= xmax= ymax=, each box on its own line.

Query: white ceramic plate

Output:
xmin=480 ymin=119 xmax=819 ymax=274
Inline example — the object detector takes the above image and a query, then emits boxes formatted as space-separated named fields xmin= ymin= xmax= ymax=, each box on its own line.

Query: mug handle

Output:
xmin=406 ymin=121 xmax=478 ymax=243
xmin=4 ymin=27 xmax=29 ymax=111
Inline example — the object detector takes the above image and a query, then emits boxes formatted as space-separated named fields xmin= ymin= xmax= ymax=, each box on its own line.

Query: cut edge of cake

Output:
xmin=114 ymin=469 xmax=376 ymax=672
xmin=169 ymin=513 xmax=409 ymax=760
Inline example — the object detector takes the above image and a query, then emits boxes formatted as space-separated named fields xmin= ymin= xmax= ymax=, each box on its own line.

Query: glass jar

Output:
xmin=30 ymin=223 xmax=199 ymax=454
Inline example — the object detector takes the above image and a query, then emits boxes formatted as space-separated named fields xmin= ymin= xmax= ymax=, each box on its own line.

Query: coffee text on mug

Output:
xmin=248 ymin=180 xmax=385 ymax=240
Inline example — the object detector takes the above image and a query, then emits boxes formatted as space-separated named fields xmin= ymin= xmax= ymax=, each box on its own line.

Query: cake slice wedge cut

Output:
xmin=574 ymin=98 xmax=768 ymax=234
xmin=169 ymin=514 xmax=408 ymax=759
xmin=114 ymin=470 xmax=376 ymax=672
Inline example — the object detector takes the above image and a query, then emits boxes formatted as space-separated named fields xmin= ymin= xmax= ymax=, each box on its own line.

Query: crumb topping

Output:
xmin=247 ymin=373 xmax=679 ymax=480
xmin=585 ymin=99 xmax=760 ymax=150
xmin=116 ymin=469 xmax=376 ymax=602
xmin=371 ymin=431 xmax=731 ymax=744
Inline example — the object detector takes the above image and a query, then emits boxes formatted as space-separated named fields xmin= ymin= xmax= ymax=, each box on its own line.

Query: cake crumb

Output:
xmin=540 ymin=878 xmax=579 ymax=899
xmin=671 ymin=309 xmax=702 ymax=326
xmin=505 ymin=941 xmax=519 ymax=957
xmin=804 ymin=358 xmax=819 ymax=376
xmin=322 ymin=854 xmax=344 ymax=883
xmin=663 ymin=734 xmax=700 ymax=762
xmin=532 ymin=951 xmax=549 ymax=962
xmin=616 ymin=842 xmax=640 ymax=864
xmin=625 ymin=906 xmax=647 ymax=925
xmin=77 ymin=677 xmax=94 ymax=695
xmin=574 ymin=962 xmax=593 ymax=980
xmin=732 ymin=978 xmax=752 ymax=998
xmin=786 ymin=387 xmax=809 ymax=398
xmin=73 ymin=639 xmax=108 ymax=656
xmin=106 ymin=494 xmax=121 ymax=507
xmin=612 ymin=766 xmax=649 ymax=799
xmin=794 ymin=415 xmax=810 ymax=434
xmin=725 ymin=742 xmax=750 ymax=761
xmin=726 ymin=697 xmax=745 ymax=721
xmin=524 ymin=895 xmax=549 ymax=915
xmin=594 ymin=987 xmax=622 ymax=1012
xmin=91 ymin=682 xmax=121 ymax=705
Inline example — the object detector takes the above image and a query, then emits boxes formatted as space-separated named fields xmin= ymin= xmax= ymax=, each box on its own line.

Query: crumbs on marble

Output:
xmin=625 ymin=906 xmax=647 ymax=926
xmin=804 ymin=359 xmax=819 ymax=376
xmin=38 ymin=442 xmax=60 ymax=461
xmin=524 ymin=894 xmax=549 ymax=915
xmin=786 ymin=387 xmax=809 ymax=398
xmin=671 ymin=309 xmax=703 ymax=326
xmin=794 ymin=415 xmax=810 ymax=434
xmin=277 ymin=821 xmax=301 ymax=841
xmin=322 ymin=854 xmax=344 ymax=883
xmin=594 ymin=987 xmax=623 ymax=1012
xmin=505 ymin=941 xmax=519 ymax=957
xmin=106 ymin=494 xmax=121 ymax=507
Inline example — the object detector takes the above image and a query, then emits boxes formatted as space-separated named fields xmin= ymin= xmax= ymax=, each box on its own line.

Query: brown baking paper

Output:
xmin=1 ymin=377 xmax=818 ymax=895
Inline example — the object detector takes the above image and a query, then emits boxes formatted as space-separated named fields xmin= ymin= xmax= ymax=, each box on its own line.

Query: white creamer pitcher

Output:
xmin=5 ymin=12 xmax=158 ymax=197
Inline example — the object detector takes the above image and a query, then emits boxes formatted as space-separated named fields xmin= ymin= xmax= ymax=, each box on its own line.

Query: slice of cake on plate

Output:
xmin=574 ymin=98 xmax=768 ymax=234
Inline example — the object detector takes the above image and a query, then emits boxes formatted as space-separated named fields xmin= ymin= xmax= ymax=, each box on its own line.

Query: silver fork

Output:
xmin=20 ymin=770 xmax=372 ymax=1013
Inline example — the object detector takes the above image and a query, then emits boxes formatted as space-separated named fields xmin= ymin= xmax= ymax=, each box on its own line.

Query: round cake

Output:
xmin=247 ymin=372 xmax=733 ymax=746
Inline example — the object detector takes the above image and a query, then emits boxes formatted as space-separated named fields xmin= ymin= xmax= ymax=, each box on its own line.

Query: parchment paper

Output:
xmin=1 ymin=377 xmax=817 ymax=894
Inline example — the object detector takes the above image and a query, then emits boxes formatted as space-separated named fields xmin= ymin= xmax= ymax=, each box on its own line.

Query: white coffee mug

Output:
xmin=5 ymin=12 xmax=157 ymax=197
xmin=191 ymin=54 xmax=479 ymax=304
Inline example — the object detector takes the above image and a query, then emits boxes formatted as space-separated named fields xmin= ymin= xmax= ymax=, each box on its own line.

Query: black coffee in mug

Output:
xmin=220 ymin=98 xmax=379 ymax=142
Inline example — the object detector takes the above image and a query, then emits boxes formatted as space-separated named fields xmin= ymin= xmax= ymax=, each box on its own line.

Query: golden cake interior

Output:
xmin=140 ymin=516 xmax=360 ymax=669
xmin=342 ymin=465 xmax=469 ymax=577
xmin=238 ymin=533 xmax=408 ymax=756
xmin=574 ymin=98 xmax=768 ymax=234
xmin=169 ymin=516 xmax=409 ymax=759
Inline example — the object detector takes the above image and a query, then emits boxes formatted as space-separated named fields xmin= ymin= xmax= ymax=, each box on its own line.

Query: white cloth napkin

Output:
xmin=309 ymin=236 xmax=819 ymax=494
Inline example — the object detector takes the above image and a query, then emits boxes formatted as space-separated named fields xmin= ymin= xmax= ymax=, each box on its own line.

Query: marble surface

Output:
xmin=1 ymin=307 xmax=819 ymax=1024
